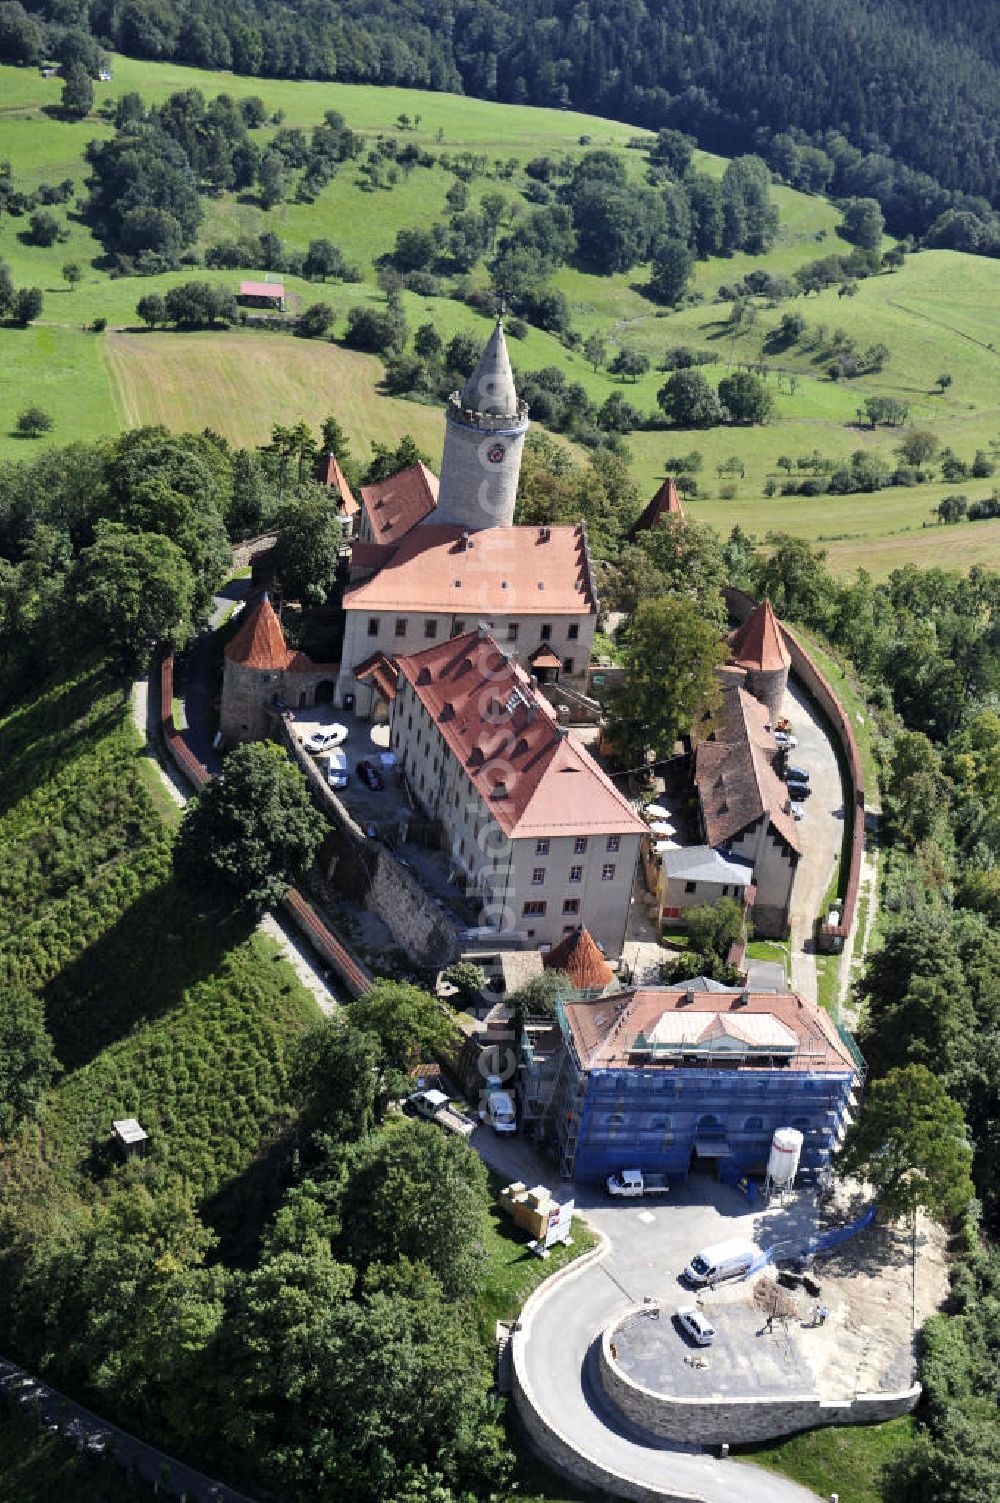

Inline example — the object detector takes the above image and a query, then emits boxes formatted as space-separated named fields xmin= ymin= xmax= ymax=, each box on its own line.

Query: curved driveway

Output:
xmin=476 ymin=1132 xmax=823 ymax=1503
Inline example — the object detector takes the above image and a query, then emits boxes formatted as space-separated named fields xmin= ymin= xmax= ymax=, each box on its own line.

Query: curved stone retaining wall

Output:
xmin=599 ymin=1307 xmax=919 ymax=1446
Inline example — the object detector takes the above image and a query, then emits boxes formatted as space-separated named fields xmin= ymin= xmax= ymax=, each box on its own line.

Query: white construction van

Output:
xmin=683 ymin=1238 xmax=758 ymax=1286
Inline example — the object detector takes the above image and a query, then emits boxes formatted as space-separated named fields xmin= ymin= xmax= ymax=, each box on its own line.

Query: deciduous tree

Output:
xmin=174 ymin=742 xmax=321 ymax=910
xmin=607 ymin=595 xmax=725 ymax=764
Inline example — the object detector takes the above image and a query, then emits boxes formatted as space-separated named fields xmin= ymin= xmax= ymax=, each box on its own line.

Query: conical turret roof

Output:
xmin=224 ymin=593 xmax=291 ymax=670
xmin=459 ymin=318 xmax=519 ymax=417
xmin=730 ymin=598 xmax=791 ymax=673
xmin=543 ymin=926 xmax=614 ymax=993
xmin=629 ymin=477 xmax=684 ymax=538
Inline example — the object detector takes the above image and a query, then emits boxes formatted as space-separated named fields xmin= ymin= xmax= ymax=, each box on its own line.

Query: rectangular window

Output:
xmin=574 ymin=837 xmax=588 ymax=855
xmin=721 ymin=884 xmax=729 ymax=897
xmin=394 ymin=617 xmax=406 ymax=638
xmin=535 ymin=839 xmax=550 ymax=855
xmin=367 ymin=617 xmax=379 ymax=637
xmin=507 ymin=622 xmax=519 ymax=643
xmin=607 ymin=835 xmax=621 ymax=852
xmin=540 ymin=623 xmax=552 ymax=641
xmin=685 ymin=880 xmax=697 ymax=894
xmin=532 ymin=868 xmax=546 ymax=885
xmin=562 ymin=898 xmax=580 ymax=915
xmin=451 ymin=619 xmax=464 ymax=637
xmin=424 ymin=619 xmax=438 ymax=639
xmin=569 ymin=865 xmax=583 ymax=883
xmin=568 ymin=623 xmax=580 ymax=641
xmin=602 ymin=863 xmax=616 ymax=881
xmin=523 ymin=900 xmax=547 ymax=917
xmin=563 ymin=658 xmax=574 ymax=675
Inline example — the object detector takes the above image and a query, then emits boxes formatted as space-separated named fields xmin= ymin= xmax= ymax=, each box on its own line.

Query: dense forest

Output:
xmin=4 ymin=0 xmax=1000 ymax=244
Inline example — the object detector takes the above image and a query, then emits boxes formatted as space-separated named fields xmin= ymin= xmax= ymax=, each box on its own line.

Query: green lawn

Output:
xmin=3 ymin=56 xmax=1000 ymax=571
xmin=736 ymin=1416 xmax=915 ymax=1503
xmin=745 ymin=940 xmax=790 ymax=977
xmin=478 ymin=1173 xmax=597 ymax=1344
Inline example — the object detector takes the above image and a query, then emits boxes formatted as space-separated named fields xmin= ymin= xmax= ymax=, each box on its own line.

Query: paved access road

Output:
xmin=474 ymin=1130 xmax=824 ymax=1503
xmin=782 ymin=682 xmax=846 ymax=1006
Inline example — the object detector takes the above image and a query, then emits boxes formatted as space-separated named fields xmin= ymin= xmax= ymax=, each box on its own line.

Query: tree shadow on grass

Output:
xmin=0 ymin=666 xmax=122 ymax=819
xmin=202 ymin=1125 xmax=301 ymax=1268
xmin=42 ymin=877 xmax=256 ymax=1071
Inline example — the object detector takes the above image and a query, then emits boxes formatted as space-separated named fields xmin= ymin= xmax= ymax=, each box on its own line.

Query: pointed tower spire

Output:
xmin=458 ymin=317 xmax=519 ymax=417
xmin=433 ymin=315 xmax=530 ymax=531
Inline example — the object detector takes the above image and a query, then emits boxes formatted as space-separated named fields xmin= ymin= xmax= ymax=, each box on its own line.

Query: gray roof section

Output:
xmin=660 ymin=845 xmax=755 ymax=885
xmin=459 ymin=318 xmax=519 ymax=417
xmin=667 ymin=975 xmax=734 ymax=993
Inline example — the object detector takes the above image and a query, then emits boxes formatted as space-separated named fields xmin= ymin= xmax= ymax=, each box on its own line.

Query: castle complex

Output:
xmin=220 ymin=316 xmax=804 ymax=957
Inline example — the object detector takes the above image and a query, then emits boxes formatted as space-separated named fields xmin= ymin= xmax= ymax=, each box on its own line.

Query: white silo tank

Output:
xmin=768 ymin=1127 xmax=803 ymax=1188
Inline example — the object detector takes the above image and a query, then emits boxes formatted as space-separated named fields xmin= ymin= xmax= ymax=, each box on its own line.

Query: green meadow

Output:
xmin=2 ymin=56 xmax=1000 ymax=573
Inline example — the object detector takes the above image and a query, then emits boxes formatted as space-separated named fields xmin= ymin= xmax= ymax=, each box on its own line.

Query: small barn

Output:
xmin=237 ymin=280 xmax=285 ymax=311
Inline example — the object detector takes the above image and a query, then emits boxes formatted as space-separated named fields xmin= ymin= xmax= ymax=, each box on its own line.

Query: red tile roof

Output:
xmin=694 ymin=684 xmax=801 ymax=853
xmin=355 ymin=650 xmax=400 ymax=701
xmin=225 ymin=594 xmax=291 ymax=670
xmin=730 ymin=598 xmax=791 ymax=673
xmin=224 ymin=595 xmax=335 ymax=674
xmin=629 ymin=477 xmax=684 ymax=537
xmin=543 ymin=926 xmax=614 ymax=992
xmin=322 ymin=453 xmax=358 ymax=515
xmin=359 ymin=461 xmax=439 ymax=542
xmin=349 ymin=541 xmax=398 ymax=579
xmin=394 ymin=630 xmax=645 ymax=840
xmin=562 ymin=987 xmax=856 ymax=1073
xmin=345 ymin=522 xmax=597 ymax=616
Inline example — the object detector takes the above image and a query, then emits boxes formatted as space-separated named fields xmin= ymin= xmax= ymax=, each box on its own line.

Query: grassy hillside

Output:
xmin=0 ymin=662 xmax=320 ymax=1213
xmin=2 ymin=55 xmax=1000 ymax=574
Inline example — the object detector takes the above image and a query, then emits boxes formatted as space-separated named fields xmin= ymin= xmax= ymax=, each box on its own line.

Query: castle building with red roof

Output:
xmin=692 ymin=680 xmax=800 ymax=936
xmin=332 ymin=319 xmax=599 ymax=717
xmin=387 ymin=628 xmax=646 ymax=955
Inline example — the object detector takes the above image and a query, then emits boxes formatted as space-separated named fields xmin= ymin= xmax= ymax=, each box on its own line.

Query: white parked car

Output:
xmin=305 ymin=724 xmax=348 ymax=754
xmin=773 ymin=731 xmax=798 ymax=749
xmin=676 ymin=1306 xmax=716 ymax=1346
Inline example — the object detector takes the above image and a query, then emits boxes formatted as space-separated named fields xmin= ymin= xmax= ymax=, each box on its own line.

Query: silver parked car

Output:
xmin=676 ymin=1305 xmax=716 ymax=1346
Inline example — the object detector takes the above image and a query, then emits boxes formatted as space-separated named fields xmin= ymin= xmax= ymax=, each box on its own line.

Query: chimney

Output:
xmin=539 ymin=525 xmax=551 ymax=542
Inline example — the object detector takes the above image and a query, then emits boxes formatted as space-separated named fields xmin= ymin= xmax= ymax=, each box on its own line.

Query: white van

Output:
xmin=683 ymin=1238 xmax=758 ymax=1286
xmin=325 ymin=748 xmax=349 ymax=788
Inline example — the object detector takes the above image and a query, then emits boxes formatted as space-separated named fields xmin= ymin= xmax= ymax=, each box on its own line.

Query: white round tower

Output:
xmin=435 ymin=317 xmax=529 ymax=531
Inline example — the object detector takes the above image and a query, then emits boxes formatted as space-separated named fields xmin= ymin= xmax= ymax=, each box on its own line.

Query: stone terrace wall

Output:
xmin=724 ymin=587 xmax=866 ymax=955
xmin=230 ymin=531 xmax=279 ymax=570
xmin=599 ymin=1309 xmax=919 ymax=1445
